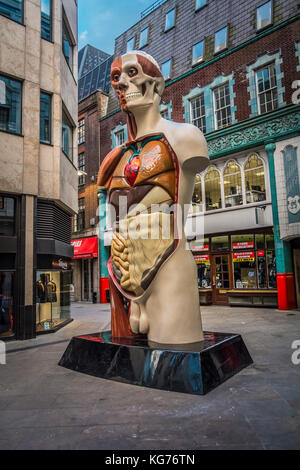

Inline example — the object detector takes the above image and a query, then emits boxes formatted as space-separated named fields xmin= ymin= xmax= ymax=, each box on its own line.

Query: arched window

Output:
xmin=192 ymin=174 xmax=203 ymax=213
xmin=205 ymin=166 xmax=221 ymax=211
xmin=245 ymin=155 xmax=266 ymax=204
xmin=223 ymin=161 xmax=242 ymax=207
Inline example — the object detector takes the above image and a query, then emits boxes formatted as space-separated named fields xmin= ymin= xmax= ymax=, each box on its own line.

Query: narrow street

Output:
xmin=1 ymin=303 xmax=299 ymax=450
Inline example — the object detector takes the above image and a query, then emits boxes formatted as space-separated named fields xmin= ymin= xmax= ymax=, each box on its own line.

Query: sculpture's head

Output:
xmin=111 ymin=51 xmax=165 ymax=112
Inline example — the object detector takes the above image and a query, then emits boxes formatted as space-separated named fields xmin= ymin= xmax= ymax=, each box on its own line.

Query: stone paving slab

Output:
xmin=0 ymin=302 xmax=300 ymax=450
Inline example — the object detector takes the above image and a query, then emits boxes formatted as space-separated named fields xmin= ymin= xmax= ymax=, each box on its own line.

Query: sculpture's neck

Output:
xmin=127 ymin=104 xmax=162 ymax=141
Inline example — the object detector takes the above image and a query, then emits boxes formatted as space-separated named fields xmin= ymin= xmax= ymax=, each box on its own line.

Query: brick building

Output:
xmin=99 ymin=0 xmax=300 ymax=309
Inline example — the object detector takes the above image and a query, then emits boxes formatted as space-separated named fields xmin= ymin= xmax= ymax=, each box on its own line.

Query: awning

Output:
xmin=72 ymin=237 xmax=98 ymax=259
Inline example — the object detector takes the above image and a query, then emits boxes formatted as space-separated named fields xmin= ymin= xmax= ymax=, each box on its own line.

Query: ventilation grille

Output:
xmin=37 ymin=200 xmax=72 ymax=244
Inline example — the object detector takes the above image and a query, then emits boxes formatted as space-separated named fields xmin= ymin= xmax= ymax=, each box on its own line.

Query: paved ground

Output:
xmin=0 ymin=302 xmax=300 ymax=450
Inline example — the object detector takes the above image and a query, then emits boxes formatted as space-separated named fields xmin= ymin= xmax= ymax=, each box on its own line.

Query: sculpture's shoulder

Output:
xmin=162 ymin=121 xmax=209 ymax=171
xmin=97 ymin=145 xmax=124 ymax=187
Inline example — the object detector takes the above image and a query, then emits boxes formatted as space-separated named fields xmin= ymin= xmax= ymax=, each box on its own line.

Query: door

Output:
xmin=212 ymin=254 xmax=232 ymax=305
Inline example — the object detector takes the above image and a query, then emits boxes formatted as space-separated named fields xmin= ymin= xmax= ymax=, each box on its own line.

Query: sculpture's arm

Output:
xmin=173 ymin=123 xmax=209 ymax=174
xmin=97 ymin=146 xmax=124 ymax=188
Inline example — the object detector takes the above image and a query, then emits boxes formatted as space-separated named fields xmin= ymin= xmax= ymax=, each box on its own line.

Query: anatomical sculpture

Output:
xmin=97 ymin=51 xmax=209 ymax=344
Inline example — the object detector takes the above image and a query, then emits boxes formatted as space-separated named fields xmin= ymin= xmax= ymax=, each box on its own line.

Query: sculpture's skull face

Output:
xmin=111 ymin=53 xmax=164 ymax=112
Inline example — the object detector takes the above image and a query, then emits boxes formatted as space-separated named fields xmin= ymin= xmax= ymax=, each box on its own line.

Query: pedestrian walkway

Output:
xmin=0 ymin=303 xmax=299 ymax=450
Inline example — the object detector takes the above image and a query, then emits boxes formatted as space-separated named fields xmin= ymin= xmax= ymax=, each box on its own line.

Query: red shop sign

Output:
xmin=233 ymin=241 xmax=254 ymax=249
xmin=233 ymin=251 xmax=255 ymax=262
xmin=191 ymin=244 xmax=209 ymax=252
xmin=194 ymin=254 xmax=210 ymax=264
xmin=257 ymin=250 xmax=265 ymax=257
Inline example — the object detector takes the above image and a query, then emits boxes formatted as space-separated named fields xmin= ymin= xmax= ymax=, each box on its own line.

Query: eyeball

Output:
xmin=128 ymin=67 xmax=138 ymax=78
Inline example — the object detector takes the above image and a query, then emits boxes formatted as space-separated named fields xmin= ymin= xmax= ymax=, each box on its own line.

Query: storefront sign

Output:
xmin=191 ymin=244 xmax=209 ymax=252
xmin=257 ymin=250 xmax=265 ymax=257
xmin=194 ymin=254 xmax=210 ymax=264
xmin=233 ymin=241 xmax=254 ymax=250
xmin=233 ymin=251 xmax=255 ymax=262
xmin=72 ymin=237 xmax=98 ymax=259
xmin=52 ymin=259 xmax=71 ymax=270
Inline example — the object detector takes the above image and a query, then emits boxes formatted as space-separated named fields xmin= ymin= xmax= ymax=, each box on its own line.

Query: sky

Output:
xmin=78 ymin=0 xmax=154 ymax=55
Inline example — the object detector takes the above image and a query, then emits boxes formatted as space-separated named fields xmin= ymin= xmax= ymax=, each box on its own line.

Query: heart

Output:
xmin=124 ymin=155 xmax=141 ymax=186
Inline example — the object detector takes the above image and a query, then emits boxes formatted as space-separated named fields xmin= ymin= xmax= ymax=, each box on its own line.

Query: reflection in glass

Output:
xmin=192 ymin=174 xmax=203 ymax=213
xmin=190 ymin=93 xmax=206 ymax=132
xmin=62 ymin=110 xmax=73 ymax=160
xmin=224 ymin=161 xmax=242 ymax=207
xmin=258 ymin=253 xmax=267 ymax=288
xmin=196 ymin=0 xmax=207 ymax=10
xmin=215 ymin=26 xmax=227 ymax=53
xmin=0 ymin=272 xmax=14 ymax=338
xmin=62 ymin=18 xmax=73 ymax=71
xmin=245 ymin=155 xmax=266 ymax=203
xmin=41 ymin=0 xmax=52 ymax=41
xmin=0 ymin=196 xmax=15 ymax=236
xmin=0 ymin=0 xmax=23 ymax=24
xmin=161 ymin=59 xmax=171 ymax=80
xmin=197 ymin=261 xmax=211 ymax=288
xmin=139 ymin=27 xmax=148 ymax=48
xmin=192 ymin=40 xmax=204 ymax=65
xmin=256 ymin=63 xmax=278 ymax=114
xmin=0 ymin=75 xmax=22 ymax=134
xmin=257 ymin=1 xmax=272 ymax=30
xmin=127 ymin=37 xmax=135 ymax=52
xmin=165 ymin=8 xmax=175 ymax=31
xmin=205 ymin=166 xmax=221 ymax=211
xmin=211 ymin=236 xmax=228 ymax=251
xmin=40 ymin=92 xmax=51 ymax=143
xmin=267 ymin=251 xmax=277 ymax=288
xmin=234 ymin=259 xmax=256 ymax=289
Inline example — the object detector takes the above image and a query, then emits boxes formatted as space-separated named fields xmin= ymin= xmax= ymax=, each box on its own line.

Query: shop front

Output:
xmin=72 ymin=237 xmax=99 ymax=302
xmin=192 ymin=231 xmax=277 ymax=307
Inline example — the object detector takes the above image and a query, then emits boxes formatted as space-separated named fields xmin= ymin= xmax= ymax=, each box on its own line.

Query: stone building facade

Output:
xmin=99 ymin=0 xmax=300 ymax=309
xmin=0 ymin=0 xmax=78 ymax=339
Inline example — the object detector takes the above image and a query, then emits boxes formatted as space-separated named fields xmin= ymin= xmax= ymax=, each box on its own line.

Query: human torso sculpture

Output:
xmin=98 ymin=52 xmax=209 ymax=344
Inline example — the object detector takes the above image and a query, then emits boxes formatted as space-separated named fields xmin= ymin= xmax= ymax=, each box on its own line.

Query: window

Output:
xmin=62 ymin=110 xmax=73 ymax=161
xmin=161 ymin=59 xmax=171 ymax=80
xmin=41 ymin=0 xmax=52 ymax=41
xmin=139 ymin=27 xmax=148 ymax=48
xmin=0 ymin=0 xmax=23 ymax=23
xmin=256 ymin=63 xmax=278 ymax=114
xmin=196 ymin=257 xmax=211 ymax=288
xmin=78 ymin=118 xmax=85 ymax=144
xmin=0 ymin=196 xmax=15 ymax=236
xmin=165 ymin=8 xmax=175 ymax=31
xmin=62 ymin=18 xmax=74 ymax=72
xmin=0 ymin=75 xmax=22 ymax=134
xmin=192 ymin=40 xmax=204 ymax=65
xmin=195 ymin=0 xmax=207 ymax=10
xmin=40 ymin=92 xmax=51 ymax=144
xmin=214 ymin=83 xmax=232 ymax=129
xmin=256 ymin=1 xmax=272 ymax=31
xmin=211 ymin=236 xmax=229 ymax=251
xmin=215 ymin=26 xmax=228 ymax=54
xmin=245 ymin=155 xmax=266 ymax=204
xmin=127 ymin=37 xmax=135 ymax=52
xmin=0 ymin=272 xmax=15 ymax=337
xmin=223 ymin=161 xmax=242 ymax=207
xmin=160 ymin=108 xmax=169 ymax=119
xmin=190 ymin=94 xmax=206 ymax=133
xmin=115 ymin=129 xmax=125 ymax=146
xmin=78 ymin=153 xmax=85 ymax=185
xmin=205 ymin=166 xmax=221 ymax=211
xmin=77 ymin=198 xmax=85 ymax=231
xmin=192 ymin=175 xmax=203 ymax=205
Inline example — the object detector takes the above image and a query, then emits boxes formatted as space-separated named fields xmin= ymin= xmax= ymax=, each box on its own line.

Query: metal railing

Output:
xmin=141 ymin=0 xmax=167 ymax=18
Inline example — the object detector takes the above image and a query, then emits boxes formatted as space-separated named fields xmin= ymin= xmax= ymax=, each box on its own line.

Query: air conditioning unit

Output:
xmin=90 ymin=218 xmax=95 ymax=226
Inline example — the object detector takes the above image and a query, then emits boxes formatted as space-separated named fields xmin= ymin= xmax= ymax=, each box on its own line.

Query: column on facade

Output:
xmin=98 ymin=188 xmax=110 ymax=303
xmin=265 ymin=143 xmax=296 ymax=310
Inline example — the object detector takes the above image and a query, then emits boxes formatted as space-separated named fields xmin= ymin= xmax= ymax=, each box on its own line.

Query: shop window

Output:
xmin=36 ymin=270 xmax=71 ymax=332
xmin=78 ymin=118 xmax=85 ymax=144
xmin=245 ymin=155 xmax=266 ymax=204
xmin=0 ymin=0 xmax=23 ymax=23
xmin=205 ymin=166 xmax=221 ymax=211
xmin=161 ymin=59 xmax=171 ymax=80
xmin=127 ymin=37 xmax=135 ymax=52
xmin=214 ymin=83 xmax=232 ymax=129
xmin=196 ymin=256 xmax=211 ymax=288
xmin=41 ymin=0 xmax=52 ymax=41
xmin=234 ymin=255 xmax=256 ymax=289
xmin=267 ymin=251 xmax=277 ymax=288
xmin=139 ymin=27 xmax=149 ymax=48
xmin=165 ymin=8 xmax=175 ymax=31
xmin=0 ymin=196 xmax=15 ymax=236
xmin=62 ymin=110 xmax=73 ymax=161
xmin=40 ymin=92 xmax=51 ymax=144
xmin=255 ymin=233 xmax=265 ymax=250
xmin=211 ymin=236 xmax=229 ymax=251
xmin=195 ymin=0 xmax=207 ymax=11
xmin=77 ymin=198 xmax=85 ymax=231
xmin=258 ymin=251 xmax=267 ymax=288
xmin=78 ymin=153 xmax=85 ymax=185
xmin=192 ymin=174 xmax=203 ymax=206
xmin=256 ymin=1 xmax=272 ymax=31
xmin=190 ymin=94 xmax=206 ymax=133
xmin=223 ymin=161 xmax=242 ymax=207
xmin=256 ymin=63 xmax=278 ymax=114
xmin=62 ymin=16 xmax=74 ymax=72
xmin=0 ymin=272 xmax=14 ymax=338
xmin=192 ymin=40 xmax=204 ymax=66
xmin=232 ymin=234 xmax=254 ymax=250
xmin=214 ymin=26 xmax=227 ymax=54
xmin=0 ymin=75 xmax=22 ymax=134
xmin=266 ymin=233 xmax=275 ymax=250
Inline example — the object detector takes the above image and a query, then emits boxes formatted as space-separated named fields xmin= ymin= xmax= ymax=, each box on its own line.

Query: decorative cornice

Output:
xmin=207 ymin=105 xmax=300 ymax=158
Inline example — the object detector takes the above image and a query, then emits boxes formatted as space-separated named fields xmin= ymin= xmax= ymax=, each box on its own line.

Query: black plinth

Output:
xmin=59 ymin=331 xmax=253 ymax=395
